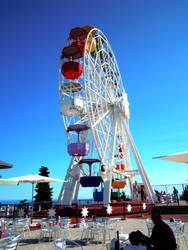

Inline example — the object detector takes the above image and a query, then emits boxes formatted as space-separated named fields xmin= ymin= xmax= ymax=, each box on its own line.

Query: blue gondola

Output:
xmin=93 ymin=191 xmax=103 ymax=201
xmin=79 ymin=159 xmax=103 ymax=187
xmin=80 ymin=176 xmax=102 ymax=187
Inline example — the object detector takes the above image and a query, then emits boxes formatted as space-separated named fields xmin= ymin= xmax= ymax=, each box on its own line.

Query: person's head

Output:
xmin=129 ymin=231 xmax=141 ymax=245
xmin=151 ymin=207 xmax=161 ymax=224
xmin=170 ymin=217 xmax=175 ymax=222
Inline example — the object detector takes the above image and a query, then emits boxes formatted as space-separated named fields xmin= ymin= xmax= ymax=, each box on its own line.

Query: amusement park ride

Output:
xmin=57 ymin=25 xmax=156 ymax=206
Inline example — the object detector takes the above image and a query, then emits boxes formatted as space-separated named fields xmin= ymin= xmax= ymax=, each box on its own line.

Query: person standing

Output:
xmin=173 ymin=186 xmax=179 ymax=205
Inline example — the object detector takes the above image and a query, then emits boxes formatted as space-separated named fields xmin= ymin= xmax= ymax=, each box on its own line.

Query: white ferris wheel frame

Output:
xmin=57 ymin=27 xmax=156 ymax=205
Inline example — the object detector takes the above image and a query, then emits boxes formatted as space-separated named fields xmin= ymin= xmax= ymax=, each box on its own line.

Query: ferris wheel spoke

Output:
xmin=85 ymin=84 xmax=109 ymax=104
xmin=91 ymin=109 xmax=110 ymax=128
xmin=100 ymin=115 xmax=114 ymax=161
xmin=86 ymin=55 xmax=112 ymax=95
xmin=86 ymin=56 xmax=114 ymax=102
xmin=91 ymin=110 xmax=112 ymax=138
xmin=92 ymin=111 xmax=113 ymax=160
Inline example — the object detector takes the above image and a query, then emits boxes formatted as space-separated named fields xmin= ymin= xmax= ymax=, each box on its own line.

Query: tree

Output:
xmin=34 ymin=166 xmax=53 ymax=210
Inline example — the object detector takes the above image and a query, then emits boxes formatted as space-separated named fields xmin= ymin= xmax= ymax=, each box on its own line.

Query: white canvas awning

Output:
xmin=0 ymin=179 xmax=19 ymax=185
xmin=7 ymin=174 xmax=66 ymax=220
xmin=153 ymin=151 xmax=188 ymax=163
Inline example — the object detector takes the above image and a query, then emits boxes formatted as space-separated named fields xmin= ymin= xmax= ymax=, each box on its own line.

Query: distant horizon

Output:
xmin=0 ymin=181 xmax=187 ymax=203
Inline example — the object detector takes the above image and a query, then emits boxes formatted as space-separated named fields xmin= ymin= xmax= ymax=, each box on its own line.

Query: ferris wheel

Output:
xmin=57 ymin=25 xmax=156 ymax=206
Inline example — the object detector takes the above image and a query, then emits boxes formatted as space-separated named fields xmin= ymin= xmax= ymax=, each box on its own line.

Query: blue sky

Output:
xmin=0 ymin=0 xmax=188 ymax=201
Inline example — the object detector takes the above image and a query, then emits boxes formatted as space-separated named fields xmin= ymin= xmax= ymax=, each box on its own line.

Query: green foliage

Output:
xmin=34 ymin=166 xmax=53 ymax=210
xmin=20 ymin=199 xmax=27 ymax=204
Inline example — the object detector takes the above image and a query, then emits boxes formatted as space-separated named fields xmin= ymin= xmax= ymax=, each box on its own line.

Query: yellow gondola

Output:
xmin=112 ymin=180 xmax=126 ymax=189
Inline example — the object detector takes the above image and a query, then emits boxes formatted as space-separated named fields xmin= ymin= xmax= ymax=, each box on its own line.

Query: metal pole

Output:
xmin=31 ymin=183 xmax=34 ymax=224
xmin=123 ymin=202 xmax=126 ymax=220
xmin=76 ymin=202 xmax=79 ymax=226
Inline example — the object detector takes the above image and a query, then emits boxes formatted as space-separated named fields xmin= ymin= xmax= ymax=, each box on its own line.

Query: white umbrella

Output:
xmin=7 ymin=174 xmax=66 ymax=219
xmin=0 ymin=178 xmax=19 ymax=185
xmin=153 ymin=151 xmax=188 ymax=163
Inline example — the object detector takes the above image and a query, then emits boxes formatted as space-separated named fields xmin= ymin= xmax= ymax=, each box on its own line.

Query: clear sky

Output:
xmin=0 ymin=0 xmax=188 ymax=201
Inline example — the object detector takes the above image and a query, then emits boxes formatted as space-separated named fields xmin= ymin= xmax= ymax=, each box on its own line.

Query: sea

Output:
xmin=0 ymin=199 xmax=95 ymax=205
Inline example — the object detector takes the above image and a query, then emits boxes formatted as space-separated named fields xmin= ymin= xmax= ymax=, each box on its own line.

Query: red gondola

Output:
xmin=61 ymin=46 xmax=82 ymax=60
xmin=71 ymin=40 xmax=85 ymax=57
xmin=69 ymin=27 xmax=87 ymax=40
xmin=61 ymin=61 xmax=82 ymax=80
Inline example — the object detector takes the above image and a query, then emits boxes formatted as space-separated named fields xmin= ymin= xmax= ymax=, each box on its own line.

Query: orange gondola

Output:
xmin=71 ymin=38 xmax=96 ymax=55
xmin=81 ymin=25 xmax=94 ymax=33
xmin=112 ymin=180 xmax=126 ymax=189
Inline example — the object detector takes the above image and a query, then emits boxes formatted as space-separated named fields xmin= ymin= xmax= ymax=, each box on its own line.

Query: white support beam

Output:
xmin=119 ymin=112 xmax=156 ymax=203
xmin=103 ymin=110 xmax=118 ymax=206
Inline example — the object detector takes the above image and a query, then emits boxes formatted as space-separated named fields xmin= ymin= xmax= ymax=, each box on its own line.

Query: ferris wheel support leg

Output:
xmin=57 ymin=157 xmax=74 ymax=205
xmin=64 ymin=178 xmax=77 ymax=206
xmin=127 ymin=176 xmax=134 ymax=200
xmin=103 ymin=111 xmax=118 ymax=206
xmin=103 ymin=178 xmax=112 ymax=206
xmin=119 ymin=113 xmax=156 ymax=204
xmin=73 ymin=181 xmax=80 ymax=204
xmin=57 ymin=157 xmax=81 ymax=206
xmin=57 ymin=175 xmax=69 ymax=205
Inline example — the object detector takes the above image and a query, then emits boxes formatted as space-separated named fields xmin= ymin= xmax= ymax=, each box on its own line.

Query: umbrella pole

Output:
xmin=31 ymin=183 xmax=34 ymax=224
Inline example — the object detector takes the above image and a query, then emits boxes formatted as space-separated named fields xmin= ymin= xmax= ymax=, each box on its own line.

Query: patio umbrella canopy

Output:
xmin=153 ymin=151 xmax=188 ymax=163
xmin=9 ymin=174 xmax=65 ymax=183
xmin=0 ymin=179 xmax=19 ymax=185
xmin=7 ymin=174 xmax=66 ymax=219
xmin=0 ymin=160 xmax=13 ymax=169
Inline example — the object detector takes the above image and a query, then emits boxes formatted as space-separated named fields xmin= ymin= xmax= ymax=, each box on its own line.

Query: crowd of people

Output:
xmin=182 ymin=185 xmax=188 ymax=202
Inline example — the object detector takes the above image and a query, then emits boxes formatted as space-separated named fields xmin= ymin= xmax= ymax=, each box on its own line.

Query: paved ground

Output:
xmin=16 ymin=216 xmax=188 ymax=250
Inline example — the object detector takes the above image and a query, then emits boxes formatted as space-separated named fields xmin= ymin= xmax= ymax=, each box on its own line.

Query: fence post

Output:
xmin=123 ymin=202 xmax=126 ymax=220
xmin=73 ymin=202 xmax=79 ymax=228
xmin=13 ymin=204 xmax=16 ymax=218
xmin=103 ymin=205 xmax=105 ymax=218
xmin=5 ymin=204 xmax=8 ymax=217
xmin=139 ymin=201 xmax=143 ymax=217
xmin=76 ymin=202 xmax=79 ymax=226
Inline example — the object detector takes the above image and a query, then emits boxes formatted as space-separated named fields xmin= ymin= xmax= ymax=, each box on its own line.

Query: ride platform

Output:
xmin=55 ymin=201 xmax=154 ymax=219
